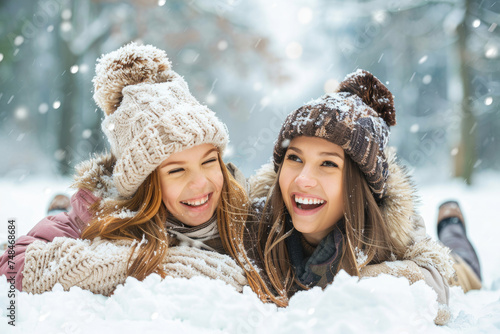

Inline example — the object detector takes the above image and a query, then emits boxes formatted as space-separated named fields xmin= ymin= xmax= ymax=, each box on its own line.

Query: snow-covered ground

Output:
xmin=1 ymin=172 xmax=500 ymax=333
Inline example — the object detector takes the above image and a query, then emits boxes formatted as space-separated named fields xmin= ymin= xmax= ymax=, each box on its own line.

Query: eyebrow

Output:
xmin=160 ymin=148 xmax=219 ymax=169
xmin=288 ymin=146 xmax=344 ymax=159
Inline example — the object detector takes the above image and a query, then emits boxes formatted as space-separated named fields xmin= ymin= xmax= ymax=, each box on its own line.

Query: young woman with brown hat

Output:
xmin=248 ymin=69 xmax=482 ymax=325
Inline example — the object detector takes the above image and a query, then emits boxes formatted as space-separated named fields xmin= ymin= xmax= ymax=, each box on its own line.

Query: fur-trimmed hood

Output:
xmin=71 ymin=152 xmax=120 ymax=200
xmin=247 ymin=148 xmax=455 ymax=283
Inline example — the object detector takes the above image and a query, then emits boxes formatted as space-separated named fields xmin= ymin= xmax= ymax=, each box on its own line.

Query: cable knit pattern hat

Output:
xmin=273 ymin=69 xmax=396 ymax=200
xmin=93 ymin=43 xmax=229 ymax=198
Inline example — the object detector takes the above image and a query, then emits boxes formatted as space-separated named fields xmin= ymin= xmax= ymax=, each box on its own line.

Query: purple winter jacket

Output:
xmin=0 ymin=188 xmax=99 ymax=291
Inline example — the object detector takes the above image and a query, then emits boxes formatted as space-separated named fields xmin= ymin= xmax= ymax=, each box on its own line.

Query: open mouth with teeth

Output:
xmin=293 ymin=195 xmax=326 ymax=211
xmin=180 ymin=193 xmax=212 ymax=207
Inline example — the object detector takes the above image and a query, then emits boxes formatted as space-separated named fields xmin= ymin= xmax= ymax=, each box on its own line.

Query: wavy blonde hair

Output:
xmin=81 ymin=153 xmax=278 ymax=302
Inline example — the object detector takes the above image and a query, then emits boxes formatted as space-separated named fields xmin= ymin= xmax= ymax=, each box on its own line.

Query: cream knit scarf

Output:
xmin=165 ymin=213 xmax=219 ymax=251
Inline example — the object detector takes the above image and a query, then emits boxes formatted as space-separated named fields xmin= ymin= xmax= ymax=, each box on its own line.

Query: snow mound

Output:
xmin=2 ymin=271 xmax=499 ymax=333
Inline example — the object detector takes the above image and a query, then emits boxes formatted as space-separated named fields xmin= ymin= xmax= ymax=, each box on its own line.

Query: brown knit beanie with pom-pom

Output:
xmin=273 ymin=69 xmax=396 ymax=200
xmin=93 ymin=42 xmax=228 ymax=198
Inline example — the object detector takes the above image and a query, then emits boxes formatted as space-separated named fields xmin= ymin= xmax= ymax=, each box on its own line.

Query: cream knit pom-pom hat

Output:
xmin=93 ymin=42 xmax=228 ymax=198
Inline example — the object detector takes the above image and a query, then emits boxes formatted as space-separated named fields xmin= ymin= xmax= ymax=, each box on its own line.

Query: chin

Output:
xmin=185 ymin=220 xmax=206 ymax=227
xmin=188 ymin=213 xmax=214 ymax=226
xmin=291 ymin=219 xmax=315 ymax=234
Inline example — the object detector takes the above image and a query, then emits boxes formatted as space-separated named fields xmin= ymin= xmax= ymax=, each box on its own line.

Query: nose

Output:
xmin=188 ymin=169 xmax=209 ymax=189
xmin=295 ymin=165 xmax=317 ymax=188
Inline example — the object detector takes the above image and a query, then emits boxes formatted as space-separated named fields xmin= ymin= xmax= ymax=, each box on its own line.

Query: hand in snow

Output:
xmin=359 ymin=260 xmax=425 ymax=284
xmin=359 ymin=260 xmax=451 ymax=325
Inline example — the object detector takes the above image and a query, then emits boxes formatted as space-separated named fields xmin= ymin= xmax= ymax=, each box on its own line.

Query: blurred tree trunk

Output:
xmin=54 ymin=1 xmax=79 ymax=176
xmin=56 ymin=41 xmax=77 ymax=175
xmin=455 ymin=0 xmax=476 ymax=185
xmin=55 ymin=0 xmax=106 ymax=175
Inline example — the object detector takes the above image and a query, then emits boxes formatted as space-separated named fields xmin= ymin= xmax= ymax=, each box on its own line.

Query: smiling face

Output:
xmin=158 ymin=144 xmax=223 ymax=226
xmin=279 ymin=136 xmax=345 ymax=245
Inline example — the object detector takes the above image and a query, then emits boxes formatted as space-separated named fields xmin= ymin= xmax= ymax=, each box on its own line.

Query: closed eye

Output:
xmin=321 ymin=160 xmax=338 ymax=168
xmin=202 ymin=158 xmax=217 ymax=165
xmin=168 ymin=168 xmax=184 ymax=174
xmin=286 ymin=154 xmax=302 ymax=163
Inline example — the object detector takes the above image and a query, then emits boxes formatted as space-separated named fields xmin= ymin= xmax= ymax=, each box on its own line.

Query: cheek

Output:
xmin=159 ymin=177 xmax=182 ymax=212
xmin=278 ymin=169 xmax=292 ymax=203
xmin=210 ymin=168 xmax=224 ymax=194
xmin=325 ymin=177 xmax=344 ymax=211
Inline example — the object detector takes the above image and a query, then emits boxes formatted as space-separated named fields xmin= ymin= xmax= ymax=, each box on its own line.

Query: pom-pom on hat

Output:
xmin=273 ymin=69 xmax=395 ymax=201
xmin=93 ymin=42 xmax=229 ymax=198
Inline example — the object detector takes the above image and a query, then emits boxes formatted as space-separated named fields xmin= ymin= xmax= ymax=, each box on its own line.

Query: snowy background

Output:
xmin=1 ymin=0 xmax=500 ymax=333
xmin=1 ymin=0 xmax=499 ymax=178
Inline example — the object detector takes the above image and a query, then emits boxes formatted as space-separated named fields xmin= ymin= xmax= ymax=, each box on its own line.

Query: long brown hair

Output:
xmin=81 ymin=152 xmax=280 ymax=303
xmin=217 ymin=162 xmax=286 ymax=306
xmin=257 ymin=154 xmax=396 ymax=302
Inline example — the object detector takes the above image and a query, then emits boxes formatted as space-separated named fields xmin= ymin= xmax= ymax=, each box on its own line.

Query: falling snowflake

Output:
xmin=217 ymin=40 xmax=228 ymax=51
xmin=54 ymin=149 xmax=66 ymax=161
xmin=82 ymin=129 xmax=92 ymax=139
xmin=206 ymin=94 xmax=217 ymax=105
xmin=14 ymin=106 xmax=28 ymax=120
xmin=297 ymin=7 xmax=313 ymax=25
xmin=38 ymin=103 xmax=49 ymax=114
xmin=14 ymin=36 xmax=24 ymax=46
xmin=286 ymin=42 xmax=302 ymax=59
